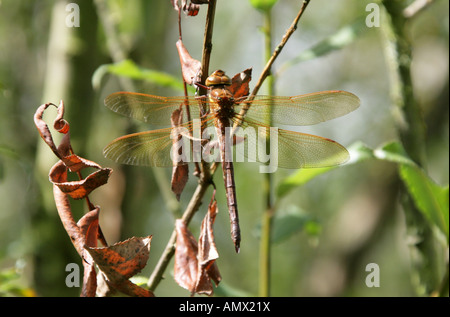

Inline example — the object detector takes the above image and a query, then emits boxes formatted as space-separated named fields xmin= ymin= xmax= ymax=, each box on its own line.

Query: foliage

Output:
xmin=0 ymin=0 xmax=448 ymax=297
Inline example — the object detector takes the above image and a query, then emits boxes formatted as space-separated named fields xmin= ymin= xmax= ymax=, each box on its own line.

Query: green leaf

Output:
xmin=347 ymin=141 xmax=376 ymax=163
xmin=399 ymin=164 xmax=449 ymax=242
xmin=278 ymin=17 xmax=366 ymax=74
xmin=374 ymin=141 xmax=415 ymax=165
xmin=270 ymin=205 xmax=318 ymax=243
xmin=214 ymin=281 xmax=254 ymax=297
xmin=129 ymin=275 xmax=149 ymax=287
xmin=276 ymin=166 xmax=334 ymax=198
xmin=249 ymin=0 xmax=278 ymax=12
xmin=276 ymin=141 xmax=373 ymax=198
xmin=92 ymin=59 xmax=192 ymax=93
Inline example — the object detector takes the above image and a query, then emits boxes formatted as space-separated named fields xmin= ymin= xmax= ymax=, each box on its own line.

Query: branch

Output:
xmin=251 ymin=0 xmax=310 ymax=97
xmin=233 ymin=0 xmax=311 ymax=130
xmin=147 ymin=0 xmax=218 ymax=291
xmin=403 ymin=0 xmax=434 ymax=18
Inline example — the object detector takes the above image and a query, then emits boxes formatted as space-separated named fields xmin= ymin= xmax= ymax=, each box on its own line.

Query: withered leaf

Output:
xmin=61 ymin=154 xmax=103 ymax=173
xmin=171 ymin=0 xmax=205 ymax=16
xmin=53 ymin=184 xmax=98 ymax=297
xmin=172 ymin=164 xmax=189 ymax=201
xmin=86 ymin=236 xmax=154 ymax=297
xmin=78 ymin=207 xmax=100 ymax=249
xmin=196 ymin=199 xmax=221 ymax=293
xmin=174 ymin=196 xmax=221 ymax=296
xmin=229 ymin=68 xmax=252 ymax=98
xmin=174 ymin=219 xmax=199 ymax=293
xmin=53 ymin=100 xmax=70 ymax=134
xmin=34 ymin=101 xmax=72 ymax=160
xmin=176 ymin=40 xmax=202 ymax=86
xmin=53 ymin=184 xmax=85 ymax=257
xmin=87 ymin=236 xmax=152 ymax=279
xmin=81 ymin=262 xmax=97 ymax=297
xmin=34 ymin=102 xmax=64 ymax=159
xmin=171 ymin=109 xmax=189 ymax=200
xmin=50 ymin=163 xmax=112 ymax=200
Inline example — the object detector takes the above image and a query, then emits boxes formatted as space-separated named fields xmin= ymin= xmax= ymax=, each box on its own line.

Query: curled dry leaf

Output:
xmin=34 ymin=102 xmax=65 ymax=159
xmin=229 ymin=68 xmax=252 ymax=98
xmin=34 ymin=100 xmax=116 ymax=296
xmin=196 ymin=198 xmax=221 ymax=292
xmin=176 ymin=40 xmax=202 ymax=86
xmin=53 ymin=185 xmax=100 ymax=297
xmin=50 ymin=161 xmax=112 ymax=200
xmin=174 ymin=220 xmax=199 ymax=293
xmin=172 ymin=164 xmax=189 ymax=201
xmin=171 ymin=0 xmax=206 ymax=16
xmin=52 ymin=100 xmax=70 ymax=134
xmin=174 ymin=195 xmax=221 ymax=295
xmin=171 ymin=109 xmax=189 ymax=200
xmin=61 ymin=154 xmax=102 ymax=173
xmin=86 ymin=236 xmax=154 ymax=297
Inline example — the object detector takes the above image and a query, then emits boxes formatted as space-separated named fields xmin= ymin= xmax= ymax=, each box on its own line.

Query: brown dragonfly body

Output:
xmin=103 ymin=70 xmax=360 ymax=252
xmin=206 ymin=71 xmax=241 ymax=251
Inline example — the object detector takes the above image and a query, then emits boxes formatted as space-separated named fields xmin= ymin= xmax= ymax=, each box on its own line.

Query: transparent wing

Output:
xmin=234 ymin=90 xmax=360 ymax=126
xmin=232 ymin=119 xmax=349 ymax=169
xmin=105 ymin=92 xmax=208 ymax=126
xmin=103 ymin=118 xmax=215 ymax=167
xmin=103 ymin=128 xmax=176 ymax=167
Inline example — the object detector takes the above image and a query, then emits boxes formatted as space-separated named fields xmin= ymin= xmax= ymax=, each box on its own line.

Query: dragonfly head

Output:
xmin=206 ymin=70 xmax=232 ymax=87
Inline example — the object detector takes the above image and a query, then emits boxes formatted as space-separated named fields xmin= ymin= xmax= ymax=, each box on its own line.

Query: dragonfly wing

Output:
xmin=233 ymin=122 xmax=349 ymax=169
xmin=105 ymin=92 xmax=207 ymax=125
xmin=234 ymin=91 xmax=360 ymax=126
xmin=103 ymin=126 xmax=203 ymax=167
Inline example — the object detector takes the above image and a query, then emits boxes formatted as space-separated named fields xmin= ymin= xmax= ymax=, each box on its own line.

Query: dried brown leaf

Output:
xmin=174 ymin=195 xmax=221 ymax=295
xmin=87 ymin=236 xmax=152 ymax=279
xmin=53 ymin=184 xmax=98 ymax=297
xmin=53 ymin=183 xmax=84 ymax=256
xmin=81 ymin=262 xmax=97 ymax=297
xmin=61 ymin=154 xmax=102 ymax=173
xmin=50 ymin=165 xmax=112 ymax=200
xmin=176 ymin=40 xmax=202 ymax=86
xmin=34 ymin=103 xmax=63 ymax=159
xmin=78 ymin=207 xmax=100 ymax=249
xmin=196 ymin=198 xmax=221 ymax=293
xmin=171 ymin=109 xmax=189 ymax=200
xmin=198 ymin=200 xmax=219 ymax=265
xmin=229 ymin=68 xmax=252 ymax=98
xmin=172 ymin=165 xmax=189 ymax=201
xmin=53 ymin=100 xmax=70 ymax=134
xmin=86 ymin=236 xmax=154 ymax=297
xmin=174 ymin=220 xmax=199 ymax=293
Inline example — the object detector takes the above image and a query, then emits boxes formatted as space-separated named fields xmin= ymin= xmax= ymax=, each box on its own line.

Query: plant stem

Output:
xmin=380 ymin=0 xmax=440 ymax=295
xmin=147 ymin=177 xmax=211 ymax=291
xmin=259 ymin=7 xmax=274 ymax=298
xmin=233 ymin=0 xmax=311 ymax=127
xmin=147 ymin=0 xmax=217 ymax=291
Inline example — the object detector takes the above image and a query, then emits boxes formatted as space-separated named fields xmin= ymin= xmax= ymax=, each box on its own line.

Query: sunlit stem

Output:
xmin=259 ymin=7 xmax=274 ymax=298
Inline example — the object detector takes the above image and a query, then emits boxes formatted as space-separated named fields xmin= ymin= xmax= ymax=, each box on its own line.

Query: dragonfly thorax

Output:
xmin=209 ymin=87 xmax=235 ymax=118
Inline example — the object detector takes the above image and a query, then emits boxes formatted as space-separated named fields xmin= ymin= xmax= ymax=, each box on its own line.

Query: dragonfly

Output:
xmin=103 ymin=69 xmax=360 ymax=252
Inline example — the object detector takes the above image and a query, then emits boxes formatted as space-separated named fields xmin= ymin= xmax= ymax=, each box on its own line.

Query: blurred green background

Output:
xmin=0 ymin=0 xmax=448 ymax=297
